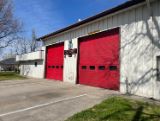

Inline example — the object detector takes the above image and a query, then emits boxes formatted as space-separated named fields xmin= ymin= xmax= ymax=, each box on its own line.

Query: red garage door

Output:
xmin=78 ymin=28 xmax=120 ymax=90
xmin=46 ymin=43 xmax=64 ymax=81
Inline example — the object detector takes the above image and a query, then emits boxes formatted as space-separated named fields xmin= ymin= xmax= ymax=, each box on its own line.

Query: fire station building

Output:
xmin=16 ymin=0 xmax=160 ymax=100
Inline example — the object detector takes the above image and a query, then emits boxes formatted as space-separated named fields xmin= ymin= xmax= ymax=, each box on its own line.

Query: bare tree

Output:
xmin=13 ymin=29 xmax=42 ymax=55
xmin=2 ymin=48 xmax=15 ymax=59
xmin=14 ymin=37 xmax=29 ymax=55
xmin=29 ymin=29 xmax=39 ymax=52
xmin=0 ymin=0 xmax=21 ymax=49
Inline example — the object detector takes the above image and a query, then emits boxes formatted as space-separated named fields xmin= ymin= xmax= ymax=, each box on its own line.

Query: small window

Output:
xmin=56 ymin=66 xmax=59 ymax=69
xmin=82 ymin=66 xmax=87 ymax=70
xmin=109 ymin=66 xmax=117 ymax=71
xmin=90 ymin=66 xmax=95 ymax=70
xmin=61 ymin=66 xmax=63 ymax=69
xmin=157 ymin=56 xmax=160 ymax=81
xmin=35 ymin=62 xmax=37 ymax=67
xmin=52 ymin=66 xmax=55 ymax=68
xmin=99 ymin=66 xmax=105 ymax=70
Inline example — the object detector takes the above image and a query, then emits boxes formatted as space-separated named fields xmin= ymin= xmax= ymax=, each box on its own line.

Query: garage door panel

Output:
xmin=46 ymin=43 xmax=64 ymax=81
xmin=78 ymin=28 xmax=119 ymax=90
xmin=79 ymin=64 xmax=119 ymax=89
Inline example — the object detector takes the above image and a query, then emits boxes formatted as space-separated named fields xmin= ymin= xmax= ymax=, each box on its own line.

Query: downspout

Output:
xmin=146 ymin=0 xmax=154 ymax=98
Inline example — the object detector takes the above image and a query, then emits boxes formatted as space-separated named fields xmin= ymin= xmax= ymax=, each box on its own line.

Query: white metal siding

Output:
xmin=63 ymin=38 xmax=78 ymax=84
xmin=20 ymin=60 xmax=45 ymax=79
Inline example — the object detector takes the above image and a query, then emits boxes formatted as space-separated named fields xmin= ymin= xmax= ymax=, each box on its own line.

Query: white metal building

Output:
xmin=17 ymin=0 xmax=160 ymax=100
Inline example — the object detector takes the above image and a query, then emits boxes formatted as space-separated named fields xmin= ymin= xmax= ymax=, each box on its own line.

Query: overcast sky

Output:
xmin=13 ymin=0 xmax=128 ymax=39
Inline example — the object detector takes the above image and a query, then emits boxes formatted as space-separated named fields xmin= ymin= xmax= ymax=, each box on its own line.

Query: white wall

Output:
xmin=16 ymin=51 xmax=44 ymax=62
xmin=120 ymin=4 xmax=153 ymax=98
xmin=20 ymin=60 xmax=45 ymax=79
xmin=63 ymin=38 xmax=78 ymax=84
xmin=42 ymin=0 xmax=160 ymax=99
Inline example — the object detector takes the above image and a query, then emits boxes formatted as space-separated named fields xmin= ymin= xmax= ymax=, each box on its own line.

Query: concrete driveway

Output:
xmin=0 ymin=79 xmax=120 ymax=121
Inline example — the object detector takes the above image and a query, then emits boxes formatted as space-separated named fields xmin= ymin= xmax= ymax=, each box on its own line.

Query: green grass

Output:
xmin=66 ymin=97 xmax=160 ymax=121
xmin=0 ymin=72 xmax=26 ymax=81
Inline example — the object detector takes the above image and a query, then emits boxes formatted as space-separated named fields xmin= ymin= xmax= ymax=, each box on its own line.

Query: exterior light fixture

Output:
xmin=68 ymin=40 xmax=73 ymax=49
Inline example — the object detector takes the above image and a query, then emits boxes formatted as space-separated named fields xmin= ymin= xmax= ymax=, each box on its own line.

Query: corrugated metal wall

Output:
xmin=43 ymin=0 xmax=160 ymax=99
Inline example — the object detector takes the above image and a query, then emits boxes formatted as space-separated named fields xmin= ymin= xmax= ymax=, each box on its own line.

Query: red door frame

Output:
xmin=45 ymin=42 xmax=64 ymax=80
xmin=76 ymin=27 xmax=120 ymax=90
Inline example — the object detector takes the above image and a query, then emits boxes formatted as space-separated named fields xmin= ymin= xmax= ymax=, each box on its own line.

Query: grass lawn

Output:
xmin=66 ymin=97 xmax=160 ymax=121
xmin=0 ymin=72 xmax=26 ymax=81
